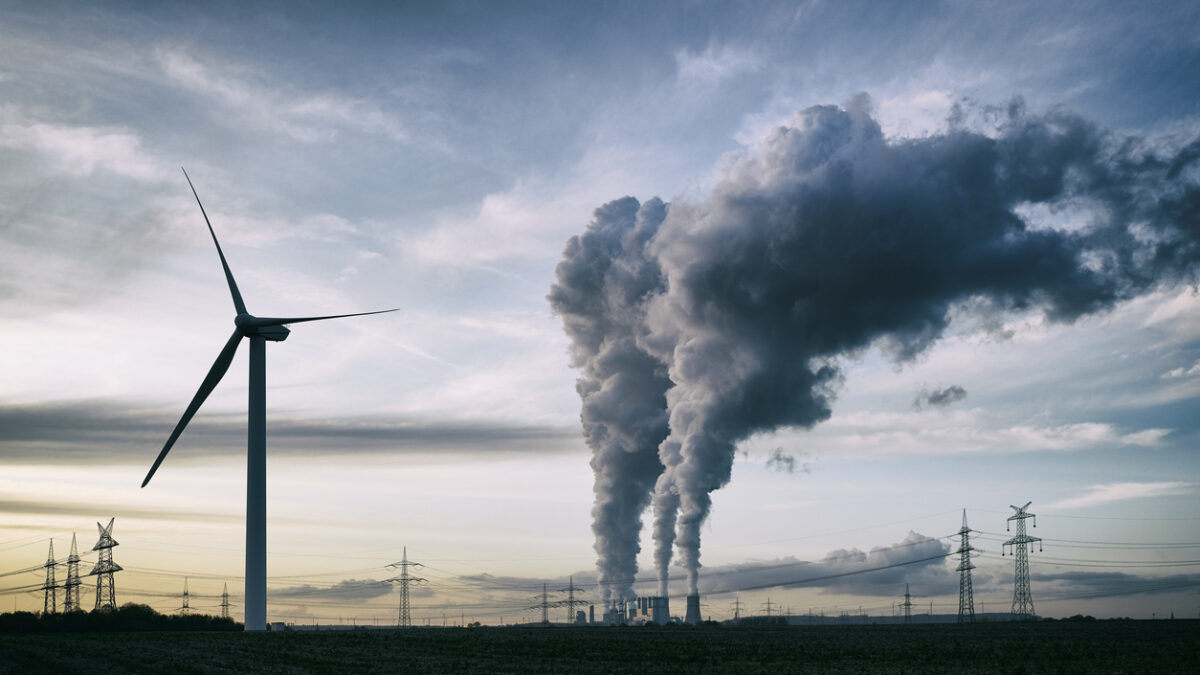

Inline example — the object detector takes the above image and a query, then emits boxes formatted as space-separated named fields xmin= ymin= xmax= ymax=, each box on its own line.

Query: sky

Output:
xmin=1 ymin=0 xmax=1198 ymax=624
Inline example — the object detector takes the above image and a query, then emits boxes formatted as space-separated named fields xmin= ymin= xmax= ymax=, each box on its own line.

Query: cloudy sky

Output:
xmin=1 ymin=0 xmax=1197 ymax=624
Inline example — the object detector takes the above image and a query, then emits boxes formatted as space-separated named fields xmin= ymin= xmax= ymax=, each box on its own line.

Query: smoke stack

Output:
xmin=685 ymin=594 xmax=701 ymax=625
xmin=651 ymin=596 xmax=670 ymax=624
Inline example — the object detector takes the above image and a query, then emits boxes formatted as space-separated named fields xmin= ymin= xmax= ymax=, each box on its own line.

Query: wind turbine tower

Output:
xmin=1003 ymin=502 xmax=1042 ymax=620
xmin=386 ymin=547 xmax=426 ymax=628
xmin=89 ymin=518 xmax=121 ymax=610
xmin=140 ymin=169 xmax=395 ymax=631
xmin=63 ymin=534 xmax=82 ymax=612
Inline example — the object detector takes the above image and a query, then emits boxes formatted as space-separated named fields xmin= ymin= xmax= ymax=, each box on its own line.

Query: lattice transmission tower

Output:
xmin=220 ymin=582 xmax=231 ymax=619
xmin=532 ymin=584 xmax=552 ymax=624
xmin=900 ymin=583 xmax=913 ymax=624
xmin=556 ymin=576 xmax=588 ymax=624
xmin=1002 ymin=502 xmax=1042 ymax=620
xmin=89 ymin=517 xmax=122 ymax=610
xmin=42 ymin=539 xmax=58 ymax=615
xmin=386 ymin=547 xmax=426 ymax=628
xmin=178 ymin=577 xmax=191 ymax=614
xmin=955 ymin=509 xmax=978 ymax=623
xmin=63 ymin=533 xmax=82 ymax=612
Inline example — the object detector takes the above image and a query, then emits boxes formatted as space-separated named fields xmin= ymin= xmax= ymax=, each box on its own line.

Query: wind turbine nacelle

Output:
xmin=249 ymin=324 xmax=291 ymax=341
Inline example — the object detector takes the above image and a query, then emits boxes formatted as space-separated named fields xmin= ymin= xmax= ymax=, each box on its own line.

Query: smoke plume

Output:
xmin=553 ymin=96 xmax=1199 ymax=598
xmin=548 ymin=197 xmax=671 ymax=604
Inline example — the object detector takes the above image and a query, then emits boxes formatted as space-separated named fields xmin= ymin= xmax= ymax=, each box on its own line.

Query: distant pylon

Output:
xmin=42 ymin=539 xmax=58 ymax=615
xmin=179 ymin=577 xmax=191 ymax=614
xmin=89 ymin=517 xmax=122 ymax=610
xmin=556 ymin=576 xmax=588 ymax=625
xmin=220 ymin=582 xmax=230 ymax=619
xmin=955 ymin=509 xmax=977 ymax=623
xmin=900 ymin=583 xmax=913 ymax=624
xmin=542 ymin=584 xmax=549 ymax=624
xmin=386 ymin=547 xmax=426 ymax=628
xmin=63 ymin=534 xmax=82 ymax=612
xmin=731 ymin=595 xmax=744 ymax=624
xmin=1002 ymin=502 xmax=1042 ymax=620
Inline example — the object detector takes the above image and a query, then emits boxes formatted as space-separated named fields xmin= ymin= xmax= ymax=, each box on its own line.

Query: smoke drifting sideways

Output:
xmin=551 ymin=96 xmax=1200 ymax=600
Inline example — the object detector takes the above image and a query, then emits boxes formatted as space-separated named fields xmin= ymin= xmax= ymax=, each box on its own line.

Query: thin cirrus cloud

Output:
xmin=1044 ymin=482 xmax=1196 ymax=510
xmin=156 ymin=49 xmax=407 ymax=143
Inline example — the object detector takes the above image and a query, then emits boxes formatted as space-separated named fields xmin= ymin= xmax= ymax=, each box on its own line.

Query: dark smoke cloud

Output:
xmin=766 ymin=448 xmax=810 ymax=474
xmin=554 ymin=96 xmax=1200 ymax=598
xmin=548 ymin=197 xmax=672 ymax=603
xmin=913 ymin=385 xmax=968 ymax=410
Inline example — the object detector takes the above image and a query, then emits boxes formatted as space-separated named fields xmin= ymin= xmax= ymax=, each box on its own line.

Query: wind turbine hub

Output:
xmin=235 ymin=313 xmax=291 ymax=341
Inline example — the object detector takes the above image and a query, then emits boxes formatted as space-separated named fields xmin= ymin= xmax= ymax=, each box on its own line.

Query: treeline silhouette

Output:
xmin=0 ymin=604 xmax=240 ymax=633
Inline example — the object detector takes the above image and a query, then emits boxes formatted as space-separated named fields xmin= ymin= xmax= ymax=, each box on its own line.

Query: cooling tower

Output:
xmin=651 ymin=596 xmax=670 ymax=624
xmin=684 ymin=594 xmax=701 ymax=625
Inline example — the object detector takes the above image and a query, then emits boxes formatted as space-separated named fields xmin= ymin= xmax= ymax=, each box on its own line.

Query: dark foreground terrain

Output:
xmin=1 ymin=620 xmax=1197 ymax=674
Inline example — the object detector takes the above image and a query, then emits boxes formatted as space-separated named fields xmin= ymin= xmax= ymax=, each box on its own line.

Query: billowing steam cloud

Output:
xmin=552 ymin=96 xmax=1199 ymax=600
xmin=547 ymin=197 xmax=672 ymax=604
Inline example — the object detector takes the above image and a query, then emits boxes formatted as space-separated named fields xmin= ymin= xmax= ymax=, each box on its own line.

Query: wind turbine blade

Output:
xmin=142 ymin=329 xmax=243 ymax=487
xmin=181 ymin=168 xmax=248 ymax=315
xmin=246 ymin=308 xmax=399 ymax=328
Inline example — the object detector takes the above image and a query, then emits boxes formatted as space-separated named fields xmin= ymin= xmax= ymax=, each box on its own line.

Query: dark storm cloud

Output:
xmin=553 ymin=97 xmax=1200 ymax=597
xmin=913 ymin=385 xmax=968 ymax=410
xmin=0 ymin=399 xmax=581 ymax=463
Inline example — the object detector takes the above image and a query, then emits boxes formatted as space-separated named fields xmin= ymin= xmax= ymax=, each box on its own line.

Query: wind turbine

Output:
xmin=141 ymin=168 xmax=395 ymax=631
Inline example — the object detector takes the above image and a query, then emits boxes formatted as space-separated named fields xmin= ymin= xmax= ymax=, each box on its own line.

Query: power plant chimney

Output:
xmin=685 ymin=594 xmax=701 ymax=625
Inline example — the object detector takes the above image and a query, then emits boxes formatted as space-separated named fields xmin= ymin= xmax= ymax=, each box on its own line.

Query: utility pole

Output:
xmin=1003 ymin=502 xmax=1042 ymax=620
xmin=42 ymin=539 xmax=58 ymax=615
xmin=901 ymin=584 xmax=913 ymax=624
xmin=386 ymin=547 xmax=426 ymax=628
xmin=955 ymin=509 xmax=978 ymax=623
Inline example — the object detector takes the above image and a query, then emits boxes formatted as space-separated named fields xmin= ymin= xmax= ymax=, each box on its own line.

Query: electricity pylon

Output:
xmin=386 ymin=547 xmax=426 ymax=628
xmin=42 ymin=539 xmax=58 ymax=615
xmin=531 ymin=584 xmax=551 ymax=624
xmin=63 ymin=534 xmax=82 ymax=612
xmin=955 ymin=509 xmax=978 ymax=623
xmin=221 ymin=582 xmax=231 ymax=619
xmin=553 ymin=576 xmax=589 ymax=625
xmin=179 ymin=577 xmax=191 ymax=614
xmin=900 ymin=584 xmax=913 ymax=624
xmin=731 ymin=596 xmax=744 ymax=624
xmin=89 ymin=517 xmax=122 ymax=610
xmin=1003 ymin=502 xmax=1042 ymax=620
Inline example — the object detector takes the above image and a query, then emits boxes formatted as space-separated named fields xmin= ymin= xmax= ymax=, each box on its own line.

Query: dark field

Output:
xmin=2 ymin=620 xmax=1197 ymax=674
